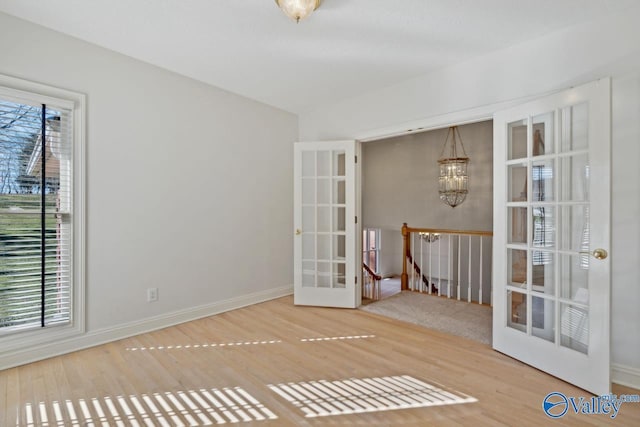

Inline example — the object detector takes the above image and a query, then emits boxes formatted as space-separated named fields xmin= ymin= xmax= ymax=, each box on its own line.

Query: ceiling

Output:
xmin=0 ymin=0 xmax=636 ymax=114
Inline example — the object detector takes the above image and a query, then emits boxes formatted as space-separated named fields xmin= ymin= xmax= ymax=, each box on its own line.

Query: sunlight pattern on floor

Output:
xmin=300 ymin=334 xmax=375 ymax=342
xmin=19 ymin=387 xmax=277 ymax=426
xmin=125 ymin=340 xmax=282 ymax=352
xmin=268 ymin=375 xmax=477 ymax=418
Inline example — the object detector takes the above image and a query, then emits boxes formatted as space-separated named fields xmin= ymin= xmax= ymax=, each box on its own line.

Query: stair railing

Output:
xmin=362 ymin=262 xmax=382 ymax=300
xmin=405 ymin=250 xmax=434 ymax=293
xmin=401 ymin=223 xmax=493 ymax=305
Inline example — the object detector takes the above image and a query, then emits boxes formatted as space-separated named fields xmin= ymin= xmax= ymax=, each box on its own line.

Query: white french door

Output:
xmin=493 ymin=79 xmax=611 ymax=395
xmin=293 ymin=140 xmax=360 ymax=308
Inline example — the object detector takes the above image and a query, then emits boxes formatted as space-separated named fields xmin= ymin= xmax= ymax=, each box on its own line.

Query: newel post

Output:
xmin=401 ymin=223 xmax=408 ymax=291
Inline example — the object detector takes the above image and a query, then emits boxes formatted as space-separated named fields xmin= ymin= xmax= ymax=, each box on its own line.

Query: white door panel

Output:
xmin=294 ymin=140 xmax=360 ymax=308
xmin=493 ymin=79 xmax=611 ymax=395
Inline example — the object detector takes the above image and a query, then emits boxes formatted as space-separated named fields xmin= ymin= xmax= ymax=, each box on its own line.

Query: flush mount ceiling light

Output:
xmin=438 ymin=126 xmax=470 ymax=208
xmin=275 ymin=0 xmax=321 ymax=23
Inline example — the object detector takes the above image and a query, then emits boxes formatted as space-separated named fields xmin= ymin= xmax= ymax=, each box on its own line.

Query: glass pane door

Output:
xmin=493 ymin=79 xmax=610 ymax=395
xmin=301 ymin=150 xmax=347 ymax=288
xmin=505 ymin=107 xmax=590 ymax=349
xmin=294 ymin=141 xmax=358 ymax=308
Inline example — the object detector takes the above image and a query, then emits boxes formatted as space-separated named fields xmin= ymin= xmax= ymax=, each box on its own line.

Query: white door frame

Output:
xmin=353 ymin=85 xmax=579 ymax=143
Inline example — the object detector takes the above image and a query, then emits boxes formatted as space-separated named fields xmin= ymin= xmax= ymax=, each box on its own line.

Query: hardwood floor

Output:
xmin=1 ymin=295 xmax=639 ymax=426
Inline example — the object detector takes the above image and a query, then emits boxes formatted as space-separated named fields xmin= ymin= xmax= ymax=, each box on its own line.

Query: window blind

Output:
xmin=0 ymin=98 xmax=73 ymax=333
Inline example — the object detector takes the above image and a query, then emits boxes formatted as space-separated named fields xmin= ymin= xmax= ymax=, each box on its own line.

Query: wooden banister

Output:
xmin=403 ymin=225 xmax=493 ymax=237
xmin=401 ymin=223 xmax=409 ymax=290
xmin=362 ymin=262 xmax=382 ymax=300
xmin=362 ymin=263 xmax=382 ymax=281
xmin=405 ymin=251 xmax=432 ymax=292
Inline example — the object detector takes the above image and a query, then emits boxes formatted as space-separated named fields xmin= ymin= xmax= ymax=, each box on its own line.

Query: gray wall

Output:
xmin=0 ymin=12 xmax=297 ymax=368
xmin=362 ymin=121 xmax=493 ymax=231
xmin=378 ymin=228 xmax=401 ymax=277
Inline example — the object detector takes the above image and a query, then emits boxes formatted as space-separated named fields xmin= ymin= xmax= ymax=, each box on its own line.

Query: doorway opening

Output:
xmin=360 ymin=120 xmax=494 ymax=307
xmin=361 ymin=120 xmax=493 ymax=342
xmin=362 ymin=227 xmax=402 ymax=303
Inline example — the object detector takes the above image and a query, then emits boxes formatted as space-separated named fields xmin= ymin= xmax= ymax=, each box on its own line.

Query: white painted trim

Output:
xmin=355 ymin=107 xmax=490 ymax=143
xmin=0 ymin=285 xmax=293 ymax=371
xmin=355 ymin=140 xmax=362 ymax=306
xmin=0 ymin=73 xmax=82 ymax=108
xmin=72 ymin=86 xmax=87 ymax=340
xmin=0 ymin=74 xmax=87 ymax=353
xmin=612 ymin=364 xmax=640 ymax=390
xmin=353 ymin=87 xmax=574 ymax=143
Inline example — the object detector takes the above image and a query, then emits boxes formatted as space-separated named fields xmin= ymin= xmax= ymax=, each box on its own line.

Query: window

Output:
xmin=532 ymin=164 xmax=553 ymax=266
xmin=362 ymin=228 xmax=380 ymax=273
xmin=0 ymin=75 xmax=84 ymax=348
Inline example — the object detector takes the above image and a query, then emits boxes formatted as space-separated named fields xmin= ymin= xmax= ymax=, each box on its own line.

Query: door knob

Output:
xmin=592 ymin=248 xmax=608 ymax=260
xmin=581 ymin=249 xmax=608 ymax=260
xmin=295 ymin=229 xmax=302 ymax=235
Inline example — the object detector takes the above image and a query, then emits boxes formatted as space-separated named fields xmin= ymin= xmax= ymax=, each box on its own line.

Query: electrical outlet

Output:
xmin=147 ymin=287 xmax=158 ymax=302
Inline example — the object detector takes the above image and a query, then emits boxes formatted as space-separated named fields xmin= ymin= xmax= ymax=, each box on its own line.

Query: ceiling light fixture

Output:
xmin=275 ymin=0 xmax=321 ymax=23
xmin=438 ymin=126 xmax=470 ymax=208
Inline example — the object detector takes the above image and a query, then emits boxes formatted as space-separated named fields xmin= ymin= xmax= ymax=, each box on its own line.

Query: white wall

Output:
xmin=300 ymin=7 xmax=640 ymax=387
xmin=610 ymin=71 xmax=640 ymax=376
xmin=0 ymin=12 xmax=297 ymax=367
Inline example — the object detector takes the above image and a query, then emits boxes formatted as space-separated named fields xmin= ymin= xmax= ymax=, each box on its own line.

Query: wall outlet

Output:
xmin=147 ymin=287 xmax=158 ymax=302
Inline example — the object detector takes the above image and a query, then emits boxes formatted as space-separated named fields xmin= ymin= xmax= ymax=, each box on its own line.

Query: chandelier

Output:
xmin=438 ymin=126 xmax=469 ymax=208
xmin=275 ymin=0 xmax=321 ymax=23
xmin=419 ymin=232 xmax=441 ymax=243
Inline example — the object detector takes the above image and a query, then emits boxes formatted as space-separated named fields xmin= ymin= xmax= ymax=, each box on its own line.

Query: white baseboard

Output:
xmin=612 ymin=363 xmax=640 ymax=390
xmin=0 ymin=285 xmax=293 ymax=371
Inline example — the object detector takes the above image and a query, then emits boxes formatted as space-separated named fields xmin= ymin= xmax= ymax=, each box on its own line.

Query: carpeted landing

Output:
xmin=359 ymin=291 xmax=492 ymax=345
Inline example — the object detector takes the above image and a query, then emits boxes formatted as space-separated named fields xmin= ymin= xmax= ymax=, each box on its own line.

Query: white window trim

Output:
xmin=0 ymin=74 xmax=86 ymax=354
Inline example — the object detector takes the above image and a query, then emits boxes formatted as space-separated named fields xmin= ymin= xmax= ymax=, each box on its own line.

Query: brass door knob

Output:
xmin=295 ymin=229 xmax=302 ymax=235
xmin=593 ymin=248 xmax=608 ymax=260
xmin=579 ymin=249 xmax=608 ymax=260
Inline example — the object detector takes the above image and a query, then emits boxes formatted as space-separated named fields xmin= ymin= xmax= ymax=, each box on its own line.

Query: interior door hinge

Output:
xmin=355 ymin=155 xmax=358 ymax=163
xmin=355 ymin=216 xmax=358 ymax=224
xmin=355 ymin=276 xmax=358 ymax=284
